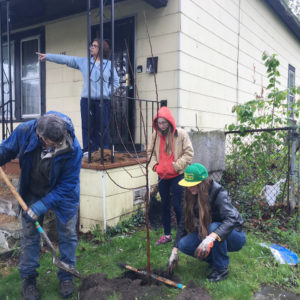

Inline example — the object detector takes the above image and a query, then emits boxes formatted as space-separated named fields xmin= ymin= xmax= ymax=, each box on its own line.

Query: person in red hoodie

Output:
xmin=148 ymin=106 xmax=194 ymax=245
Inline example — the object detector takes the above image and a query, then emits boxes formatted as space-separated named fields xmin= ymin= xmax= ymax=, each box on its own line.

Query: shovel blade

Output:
xmin=53 ymin=257 xmax=82 ymax=278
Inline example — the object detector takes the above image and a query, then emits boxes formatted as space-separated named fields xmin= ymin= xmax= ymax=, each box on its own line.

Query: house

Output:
xmin=0 ymin=0 xmax=299 ymax=232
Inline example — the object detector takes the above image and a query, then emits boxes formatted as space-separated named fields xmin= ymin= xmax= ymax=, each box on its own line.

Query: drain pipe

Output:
xmin=102 ymin=171 xmax=107 ymax=232
xmin=177 ymin=0 xmax=182 ymax=126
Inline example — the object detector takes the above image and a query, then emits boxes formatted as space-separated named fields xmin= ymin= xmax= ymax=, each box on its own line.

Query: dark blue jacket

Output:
xmin=0 ymin=111 xmax=82 ymax=223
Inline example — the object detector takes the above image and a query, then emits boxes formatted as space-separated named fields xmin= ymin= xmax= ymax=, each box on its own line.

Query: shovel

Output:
xmin=117 ymin=262 xmax=186 ymax=289
xmin=0 ymin=167 xmax=82 ymax=278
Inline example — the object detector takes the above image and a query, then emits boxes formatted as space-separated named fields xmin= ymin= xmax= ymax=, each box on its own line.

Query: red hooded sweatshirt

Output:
xmin=153 ymin=106 xmax=179 ymax=179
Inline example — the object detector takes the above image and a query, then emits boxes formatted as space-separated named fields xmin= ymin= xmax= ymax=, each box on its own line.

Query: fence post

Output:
xmin=289 ymin=123 xmax=296 ymax=214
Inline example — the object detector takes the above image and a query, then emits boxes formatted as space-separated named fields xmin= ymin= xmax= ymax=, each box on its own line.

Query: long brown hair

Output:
xmin=184 ymin=178 xmax=212 ymax=238
xmin=154 ymin=119 xmax=174 ymax=155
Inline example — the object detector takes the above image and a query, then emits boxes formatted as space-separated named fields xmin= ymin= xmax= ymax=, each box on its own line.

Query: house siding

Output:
xmin=179 ymin=0 xmax=300 ymax=131
xmin=43 ymin=0 xmax=180 ymax=145
xmin=1 ymin=0 xmax=299 ymax=142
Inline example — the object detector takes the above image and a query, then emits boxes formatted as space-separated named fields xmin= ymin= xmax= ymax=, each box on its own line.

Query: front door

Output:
xmin=92 ymin=16 xmax=135 ymax=151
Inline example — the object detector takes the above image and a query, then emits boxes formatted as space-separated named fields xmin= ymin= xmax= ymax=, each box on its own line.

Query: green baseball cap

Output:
xmin=178 ymin=163 xmax=208 ymax=187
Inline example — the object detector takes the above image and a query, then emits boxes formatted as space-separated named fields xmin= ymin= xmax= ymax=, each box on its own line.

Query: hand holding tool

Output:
xmin=0 ymin=167 xmax=82 ymax=278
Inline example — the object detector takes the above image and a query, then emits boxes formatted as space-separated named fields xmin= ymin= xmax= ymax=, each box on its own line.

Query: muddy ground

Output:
xmin=78 ymin=271 xmax=211 ymax=300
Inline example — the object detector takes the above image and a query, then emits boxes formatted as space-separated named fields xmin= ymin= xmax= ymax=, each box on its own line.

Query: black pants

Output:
xmin=80 ymin=97 xmax=110 ymax=152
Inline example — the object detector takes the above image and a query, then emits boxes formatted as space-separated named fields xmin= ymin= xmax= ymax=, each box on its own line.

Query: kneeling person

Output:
xmin=167 ymin=163 xmax=246 ymax=282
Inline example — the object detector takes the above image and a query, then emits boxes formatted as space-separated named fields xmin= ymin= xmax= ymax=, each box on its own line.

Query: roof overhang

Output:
xmin=1 ymin=0 xmax=168 ymax=31
xmin=265 ymin=0 xmax=300 ymax=42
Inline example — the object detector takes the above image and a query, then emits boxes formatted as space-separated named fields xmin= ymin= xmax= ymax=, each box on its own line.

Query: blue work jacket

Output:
xmin=0 ymin=111 xmax=82 ymax=224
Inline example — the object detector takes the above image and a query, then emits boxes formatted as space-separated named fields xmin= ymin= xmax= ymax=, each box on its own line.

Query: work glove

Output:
xmin=194 ymin=235 xmax=216 ymax=259
xmin=167 ymin=248 xmax=179 ymax=275
xmin=23 ymin=200 xmax=48 ymax=223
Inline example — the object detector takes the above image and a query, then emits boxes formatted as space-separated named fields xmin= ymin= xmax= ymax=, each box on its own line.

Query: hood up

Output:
xmin=153 ymin=106 xmax=176 ymax=134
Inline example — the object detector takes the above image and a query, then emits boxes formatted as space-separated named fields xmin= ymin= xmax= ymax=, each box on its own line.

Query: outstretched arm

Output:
xmin=36 ymin=52 xmax=46 ymax=62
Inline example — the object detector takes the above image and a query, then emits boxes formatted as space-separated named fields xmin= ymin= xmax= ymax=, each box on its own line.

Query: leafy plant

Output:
xmin=91 ymin=207 xmax=146 ymax=243
xmin=224 ymin=52 xmax=300 ymax=229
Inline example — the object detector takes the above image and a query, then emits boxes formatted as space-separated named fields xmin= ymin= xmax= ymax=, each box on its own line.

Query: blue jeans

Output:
xmin=19 ymin=212 xmax=78 ymax=281
xmin=158 ymin=174 xmax=184 ymax=235
xmin=177 ymin=222 xmax=246 ymax=270
xmin=80 ymin=97 xmax=110 ymax=152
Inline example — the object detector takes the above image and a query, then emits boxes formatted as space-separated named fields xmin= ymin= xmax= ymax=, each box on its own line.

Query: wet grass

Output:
xmin=0 ymin=228 xmax=299 ymax=299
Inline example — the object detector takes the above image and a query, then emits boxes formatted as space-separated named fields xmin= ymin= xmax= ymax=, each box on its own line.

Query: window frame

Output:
xmin=287 ymin=64 xmax=296 ymax=120
xmin=3 ymin=26 xmax=45 ymax=122
xmin=20 ymin=35 xmax=42 ymax=118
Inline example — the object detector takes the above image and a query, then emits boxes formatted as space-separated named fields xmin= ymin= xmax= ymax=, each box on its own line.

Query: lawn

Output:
xmin=0 ymin=226 xmax=299 ymax=300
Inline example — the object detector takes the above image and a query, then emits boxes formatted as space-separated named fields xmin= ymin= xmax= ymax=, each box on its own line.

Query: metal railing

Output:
xmin=0 ymin=0 xmax=13 ymax=140
xmin=85 ymin=95 xmax=165 ymax=164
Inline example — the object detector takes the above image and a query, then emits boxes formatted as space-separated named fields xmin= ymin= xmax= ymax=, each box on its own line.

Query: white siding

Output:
xmin=179 ymin=0 xmax=300 ymax=131
xmin=43 ymin=0 xmax=181 ymax=147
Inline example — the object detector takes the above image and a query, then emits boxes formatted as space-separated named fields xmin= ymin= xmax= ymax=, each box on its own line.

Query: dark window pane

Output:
xmin=22 ymin=39 xmax=39 ymax=78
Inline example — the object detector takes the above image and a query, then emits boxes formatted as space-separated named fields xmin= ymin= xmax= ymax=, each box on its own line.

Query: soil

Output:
xmin=78 ymin=271 xmax=212 ymax=300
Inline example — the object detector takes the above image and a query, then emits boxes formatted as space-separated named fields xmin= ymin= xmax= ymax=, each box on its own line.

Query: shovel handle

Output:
xmin=0 ymin=167 xmax=28 ymax=211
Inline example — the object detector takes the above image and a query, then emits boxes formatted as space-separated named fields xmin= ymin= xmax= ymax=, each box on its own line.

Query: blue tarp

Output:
xmin=260 ymin=243 xmax=300 ymax=265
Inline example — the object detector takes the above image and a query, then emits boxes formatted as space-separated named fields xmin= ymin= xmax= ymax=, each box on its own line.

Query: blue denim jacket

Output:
xmin=46 ymin=54 xmax=119 ymax=99
xmin=0 ymin=111 xmax=82 ymax=224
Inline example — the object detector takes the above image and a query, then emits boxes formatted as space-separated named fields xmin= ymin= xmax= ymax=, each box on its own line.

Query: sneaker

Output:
xmin=154 ymin=235 xmax=172 ymax=246
xmin=22 ymin=276 xmax=40 ymax=300
xmin=207 ymin=268 xmax=229 ymax=282
xmin=82 ymin=151 xmax=89 ymax=158
xmin=60 ymin=279 xmax=74 ymax=298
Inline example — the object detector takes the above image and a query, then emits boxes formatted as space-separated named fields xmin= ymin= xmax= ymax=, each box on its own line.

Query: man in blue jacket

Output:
xmin=0 ymin=112 xmax=82 ymax=300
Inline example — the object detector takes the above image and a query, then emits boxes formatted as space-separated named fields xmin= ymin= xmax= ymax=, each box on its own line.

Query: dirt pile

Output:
xmin=175 ymin=280 xmax=211 ymax=300
xmin=78 ymin=271 xmax=211 ymax=300
xmin=78 ymin=272 xmax=163 ymax=300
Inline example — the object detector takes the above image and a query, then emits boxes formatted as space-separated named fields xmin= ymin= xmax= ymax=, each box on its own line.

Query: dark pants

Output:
xmin=177 ymin=222 xmax=246 ymax=270
xmin=158 ymin=174 xmax=184 ymax=236
xmin=80 ymin=97 xmax=110 ymax=152
xmin=19 ymin=212 xmax=78 ymax=281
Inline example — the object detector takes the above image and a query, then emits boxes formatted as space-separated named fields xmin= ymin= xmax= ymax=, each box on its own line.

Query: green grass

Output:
xmin=0 ymin=228 xmax=299 ymax=300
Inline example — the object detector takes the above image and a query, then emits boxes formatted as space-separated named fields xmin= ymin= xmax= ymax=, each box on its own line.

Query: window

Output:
xmin=0 ymin=27 xmax=45 ymax=121
xmin=21 ymin=37 xmax=41 ymax=117
xmin=288 ymin=65 xmax=295 ymax=103
xmin=0 ymin=42 xmax=15 ymax=119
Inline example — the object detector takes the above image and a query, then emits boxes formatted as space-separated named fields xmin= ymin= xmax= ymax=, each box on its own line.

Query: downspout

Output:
xmin=177 ymin=0 xmax=182 ymax=126
xmin=236 ymin=0 xmax=241 ymax=107
xmin=102 ymin=170 xmax=107 ymax=232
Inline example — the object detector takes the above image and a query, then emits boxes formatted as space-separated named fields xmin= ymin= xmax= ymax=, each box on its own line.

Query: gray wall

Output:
xmin=189 ymin=130 xmax=225 ymax=179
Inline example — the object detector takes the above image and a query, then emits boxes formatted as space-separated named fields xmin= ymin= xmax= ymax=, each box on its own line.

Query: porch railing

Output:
xmin=85 ymin=95 xmax=166 ymax=164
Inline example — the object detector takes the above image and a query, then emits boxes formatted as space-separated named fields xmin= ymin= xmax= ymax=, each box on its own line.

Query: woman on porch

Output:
xmin=148 ymin=106 xmax=194 ymax=246
xmin=36 ymin=38 xmax=119 ymax=156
